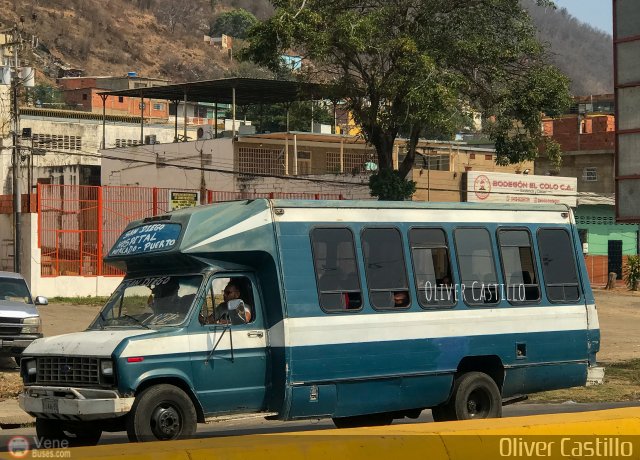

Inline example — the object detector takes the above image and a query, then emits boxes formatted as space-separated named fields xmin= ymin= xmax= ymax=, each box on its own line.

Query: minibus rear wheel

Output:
xmin=126 ymin=384 xmax=197 ymax=442
xmin=450 ymin=372 xmax=502 ymax=420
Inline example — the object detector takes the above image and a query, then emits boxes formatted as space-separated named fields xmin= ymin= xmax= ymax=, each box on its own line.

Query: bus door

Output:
xmin=189 ymin=274 xmax=269 ymax=414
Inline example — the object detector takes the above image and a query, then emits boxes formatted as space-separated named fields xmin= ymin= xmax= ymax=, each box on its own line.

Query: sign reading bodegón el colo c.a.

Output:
xmin=466 ymin=171 xmax=577 ymax=207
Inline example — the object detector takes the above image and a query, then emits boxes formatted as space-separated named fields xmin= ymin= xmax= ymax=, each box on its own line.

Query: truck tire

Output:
xmin=35 ymin=418 xmax=102 ymax=447
xmin=126 ymin=384 xmax=197 ymax=442
xmin=437 ymin=372 xmax=502 ymax=421
xmin=332 ymin=413 xmax=394 ymax=428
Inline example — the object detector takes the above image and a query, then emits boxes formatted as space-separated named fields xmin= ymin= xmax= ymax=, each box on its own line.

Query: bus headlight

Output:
xmin=25 ymin=359 xmax=37 ymax=376
xmin=22 ymin=358 xmax=37 ymax=384
xmin=22 ymin=317 xmax=41 ymax=334
xmin=100 ymin=360 xmax=114 ymax=376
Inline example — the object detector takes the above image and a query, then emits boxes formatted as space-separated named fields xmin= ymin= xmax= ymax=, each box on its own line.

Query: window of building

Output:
xmin=498 ymin=229 xmax=540 ymax=303
xmin=326 ymin=150 xmax=372 ymax=174
xmin=32 ymin=134 xmax=82 ymax=151
xmin=409 ymin=228 xmax=455 ymax=308
xmin=417 ymin=154 xmax=450 ymax=171
xmin=115 ymin=139 xmax=142 ymax=148
xmin=538 ymin=229 xmax=581 ymax=302
xmin=238 ymin=147 xmax=285 ymax=176
xmin=153 ymin=103 xmax=164 ymax=111
xmin=82 ymin=93 xmax=88 ymax=101
xmin=484 ymin=154 xmax=493 ymax=161
xmin=296 ymin=151 xmax=312 ymax=175
xmin=454 ymin=228 xmax=500 ymax=305
xmin=469 ymin=153 xmax=476 ymax=160
xmin=361 ymin=228 xmax=410 ymax=309
xmin=118 ymin=96 xmax=124 ymax=103
xmin=582 ymin=167 xmax=598 ymax=182
xmin=311 ymin=228 xmax=362 ymax=312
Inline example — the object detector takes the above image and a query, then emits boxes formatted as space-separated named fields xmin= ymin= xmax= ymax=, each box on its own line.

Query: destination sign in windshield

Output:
xmin=108 ymin=223 xmax=182 ymax=257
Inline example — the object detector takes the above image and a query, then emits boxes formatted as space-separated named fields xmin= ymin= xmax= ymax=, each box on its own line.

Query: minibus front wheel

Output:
xmin=126 ymin=383 xmax=197 ymax=442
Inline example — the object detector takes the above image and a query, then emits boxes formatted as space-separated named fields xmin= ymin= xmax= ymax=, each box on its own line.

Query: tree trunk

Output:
xmin=605 ymin=272 xmax=617 ymax=290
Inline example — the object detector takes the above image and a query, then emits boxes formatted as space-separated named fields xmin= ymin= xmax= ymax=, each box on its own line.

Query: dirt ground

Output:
xmin=591 ymin=288 xmax=640 ymax=362
xmin=0 ymin=289 xmax=638 ymax=400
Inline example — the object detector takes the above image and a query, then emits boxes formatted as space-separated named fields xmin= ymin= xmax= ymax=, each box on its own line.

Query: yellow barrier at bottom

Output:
xmin=33 ymin=408 xmax=640 ymax=460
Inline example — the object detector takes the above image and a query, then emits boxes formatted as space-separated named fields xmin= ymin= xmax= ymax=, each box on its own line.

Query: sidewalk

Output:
xmin=0 ymin=398 xmax=34 ymax=428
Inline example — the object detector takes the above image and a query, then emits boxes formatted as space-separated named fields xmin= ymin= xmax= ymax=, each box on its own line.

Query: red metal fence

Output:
xmin=37 ymin=185 xmax=344 ymax=277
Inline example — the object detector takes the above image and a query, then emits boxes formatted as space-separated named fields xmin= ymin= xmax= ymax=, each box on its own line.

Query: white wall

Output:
xmin=0 ymin=213 xmax=122 ymax=297
xmin=101 ymin=138 xmax=236 ymax=191
xmin=238 ymin=174 xmax=372 ymax=200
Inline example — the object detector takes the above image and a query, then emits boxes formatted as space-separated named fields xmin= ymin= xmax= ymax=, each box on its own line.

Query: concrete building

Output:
xmin=536 ymin=114 xmax=615 ymax=194
xmin=536 ymin=112 xmax=640 ymax=286
xmin=0 ymin=108 xmax=198 ymax=195
xmin=101 ymin=132 xmax=533 ymax=202
xmin=58 ymin=76 xmax=171 ymax=118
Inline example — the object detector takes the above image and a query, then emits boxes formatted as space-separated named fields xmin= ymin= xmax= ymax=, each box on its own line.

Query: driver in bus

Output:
xmin=206 ymin=280 xmax=252 ymax=325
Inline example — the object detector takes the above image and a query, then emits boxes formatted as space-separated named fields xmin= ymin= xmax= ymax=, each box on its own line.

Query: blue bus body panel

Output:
xmin=104 ymin=199 xmax=597 ymax=421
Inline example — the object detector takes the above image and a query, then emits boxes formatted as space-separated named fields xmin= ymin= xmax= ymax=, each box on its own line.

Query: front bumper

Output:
xmin=19 ymin=386 xmax=135 ymax=421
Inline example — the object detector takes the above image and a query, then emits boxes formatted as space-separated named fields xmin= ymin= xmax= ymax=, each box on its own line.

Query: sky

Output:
xmin=552 ymin=0 xmax=613 ymax=34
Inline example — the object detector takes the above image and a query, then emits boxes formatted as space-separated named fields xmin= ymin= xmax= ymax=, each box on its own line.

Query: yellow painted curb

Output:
xmin=25 ymin=408 xmax=640 ymax=460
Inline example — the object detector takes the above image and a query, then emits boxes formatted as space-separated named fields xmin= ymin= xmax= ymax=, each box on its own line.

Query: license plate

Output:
xmin=43 ymin=399 xmax=59 ymax=414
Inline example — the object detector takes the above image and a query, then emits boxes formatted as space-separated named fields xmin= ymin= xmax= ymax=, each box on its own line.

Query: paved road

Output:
xmin=1 ymin=402 xmax=638 ymax=448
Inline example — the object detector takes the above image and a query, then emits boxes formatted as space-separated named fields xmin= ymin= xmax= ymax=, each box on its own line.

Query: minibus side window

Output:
xmin=454 ymin=228 xmax=500 ymax=306
xmin=409 ymin=228 xmax=455 ymax=308
xmin=538 ymin=228 xmax=581 ymax=302
xmin=361 ymin=228 xmax=410 ymax=309
xmin=498 ymin=229 xmax=541 ymax=304
xmin=311 ymin=228 xmax=362 ymax=312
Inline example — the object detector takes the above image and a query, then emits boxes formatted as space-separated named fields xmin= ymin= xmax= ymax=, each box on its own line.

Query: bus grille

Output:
xmin=37 ymin=356 xmax=100 ymax=386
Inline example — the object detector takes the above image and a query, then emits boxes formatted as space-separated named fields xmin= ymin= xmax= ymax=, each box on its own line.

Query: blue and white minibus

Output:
xmin=19 ymin=199 xmax=602 ymax=443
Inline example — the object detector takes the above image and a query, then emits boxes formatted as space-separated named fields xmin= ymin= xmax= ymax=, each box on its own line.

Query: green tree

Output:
xmin=243 ymin=0 xmax=571 ymax=200
xmin=26 ymin=84 xmax=64 ymax=107
xmin=229 ymin=101 xmax=333 ymax=134
xmin=210 ymin=8 xmax=258 ymax=39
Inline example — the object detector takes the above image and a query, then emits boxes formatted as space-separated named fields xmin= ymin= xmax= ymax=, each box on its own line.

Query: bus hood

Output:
xmin=24 ymin=330 xmax=155 ymax=358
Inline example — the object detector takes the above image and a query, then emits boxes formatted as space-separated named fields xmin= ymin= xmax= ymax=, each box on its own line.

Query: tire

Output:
xmin=332 ymin=413 xmax=394 ymax=429
xmin=431 ymin=372 xmax=502 ymax=422
xmin=450 ymin=372 xmax=502 ymax=420
xmin=126 ymin=384 xmax=197 ymax=442
xmin=36 ymin=418 xmax=102 ymax=447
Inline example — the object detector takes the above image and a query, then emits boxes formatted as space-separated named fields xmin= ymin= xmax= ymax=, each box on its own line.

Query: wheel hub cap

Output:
xmin=152 ymin=406 xmax=181 ymax=438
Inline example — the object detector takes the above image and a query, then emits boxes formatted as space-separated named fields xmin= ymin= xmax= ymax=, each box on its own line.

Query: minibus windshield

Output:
xmin=90 ymin=275 xmax=202 ymax=329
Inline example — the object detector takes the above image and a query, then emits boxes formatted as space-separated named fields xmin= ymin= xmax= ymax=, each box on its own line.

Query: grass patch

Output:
xmin=529 ymin=359 xmax=640 ymax=403
xmin=47 ymin=297 xmax=109 ymax=307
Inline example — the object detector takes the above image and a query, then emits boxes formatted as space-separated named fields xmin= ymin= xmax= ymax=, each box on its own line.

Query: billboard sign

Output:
xmin=466 ymin=171 xmax=577 ymax=207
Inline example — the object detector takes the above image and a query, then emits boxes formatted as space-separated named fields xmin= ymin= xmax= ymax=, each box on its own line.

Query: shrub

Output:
xmin=624 ymin=255 xmax=640 ymax=291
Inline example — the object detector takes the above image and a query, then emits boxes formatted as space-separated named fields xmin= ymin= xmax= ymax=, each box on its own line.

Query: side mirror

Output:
xmin=35 ymin=296 xmax=48 ymax=306
xmin=226 ymin=299 xmax=249 ymax=324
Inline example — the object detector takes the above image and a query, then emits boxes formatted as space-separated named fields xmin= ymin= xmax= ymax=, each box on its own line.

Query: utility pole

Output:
xmin=11 ymin=27 xmax=21 ymax=273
